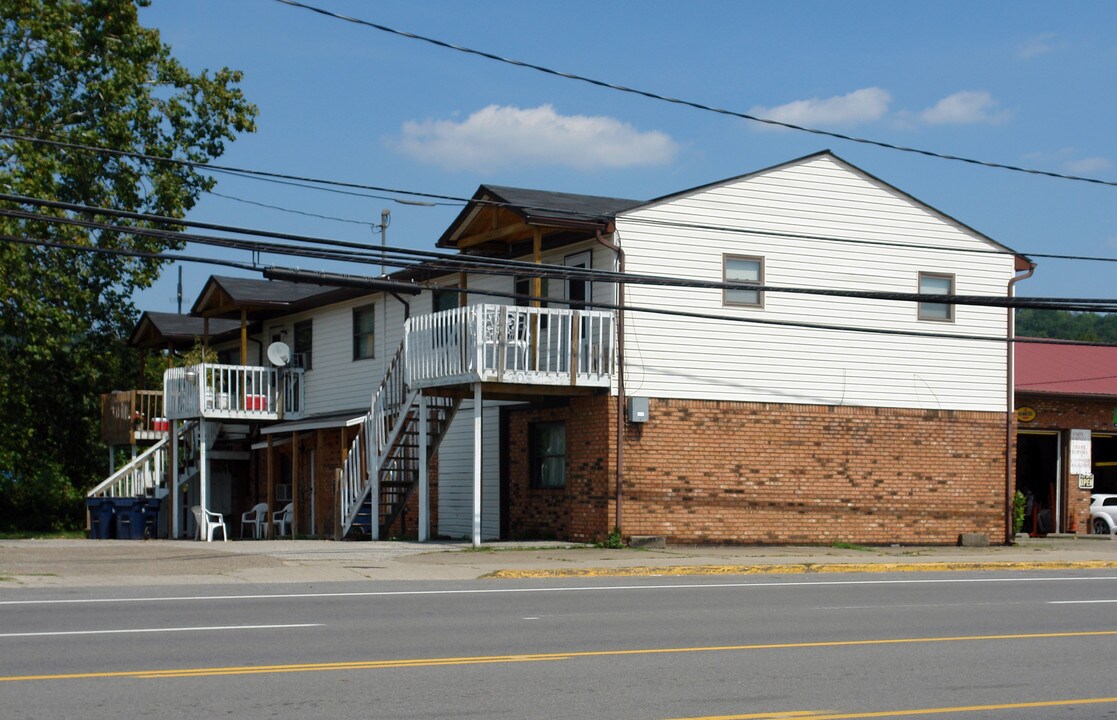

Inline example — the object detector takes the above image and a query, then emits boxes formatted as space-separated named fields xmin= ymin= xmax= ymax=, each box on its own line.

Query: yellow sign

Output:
xmin=1016 ymin=407 xmax=1037 ymax=422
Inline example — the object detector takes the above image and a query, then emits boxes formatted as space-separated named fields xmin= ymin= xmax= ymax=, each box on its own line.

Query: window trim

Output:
xmin=529 ymin=421 xmax=566 ymax=489
xmin=917 ymin=272 xmax=955 ymax=322
xmin=723 ymin=254 xmax=764 ymax=308
xmin=352 ymin=304 xmax=376 ymax=361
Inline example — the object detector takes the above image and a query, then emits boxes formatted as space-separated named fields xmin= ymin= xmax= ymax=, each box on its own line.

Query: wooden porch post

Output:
xmin=472 ymin=383 xmax=483 ymax=548
xmin=292 ymin=430 xmax=301 ymax=539
xmin=531 ymin=228 xmax=542 ymax=308
xmin=419 ymin=392 xmax=429 ymax=542
xmin=266 ymin=434 xmax=276 ymax=539
xmin=458 ymin=271 xmax=468 ymax=307
xmin=317 ymin=429 xmax=326 ymax=540
xmin=240 ymin=308 xmax=248 ymax=366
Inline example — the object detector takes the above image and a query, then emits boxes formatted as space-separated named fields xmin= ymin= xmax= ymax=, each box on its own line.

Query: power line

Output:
xmin=203 ymin=188 xmax=379 ymax=227
xmin=272 ymin=0 xmax=1117 ymax=190
xmin=11 ymin=228 xmax=1117 ymax=350
xmin=7 ymin=205 xmax=1117 ymax=315
xmin=9 ymin=131 xmax=1117 ymax=268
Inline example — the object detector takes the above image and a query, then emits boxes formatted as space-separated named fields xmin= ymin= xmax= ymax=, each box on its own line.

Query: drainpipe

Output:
xmin=1005 ymin=260 xmax=1036 ymax=544
xmin=596 ymin=228 xmax=625 ymax=535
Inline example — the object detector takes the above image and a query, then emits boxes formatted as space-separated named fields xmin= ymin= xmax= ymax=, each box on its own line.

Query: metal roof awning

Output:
xmin=256 ymin=410 xmax=366 ymax=440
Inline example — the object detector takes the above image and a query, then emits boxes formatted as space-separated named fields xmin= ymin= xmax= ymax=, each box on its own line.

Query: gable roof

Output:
xmin=128 ymin=311 xmax=244 ymax=349
xmin=191 ymin=275 xmax=366 ymax=319
xmin=623 ymin=150 xmax=1029 ymax=265
xmin=1016 ymin=340 xmax=1117 ymax=398
xmin=436 ymin=184 xmax=642 ymax=249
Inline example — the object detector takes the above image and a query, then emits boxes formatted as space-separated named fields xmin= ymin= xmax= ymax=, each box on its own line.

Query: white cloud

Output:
xmin=1064 ymin=156 xmax=1112 ymax=175
xmin=394 ymin=104 xmax=679 ymax=171
xmin=1017 ymin=33 xmax=1058 ymax=59
xmin=919 ymin=91 xmax=1009 ymax=125
xmin=747 ymin=87 xmax=891 ymax=128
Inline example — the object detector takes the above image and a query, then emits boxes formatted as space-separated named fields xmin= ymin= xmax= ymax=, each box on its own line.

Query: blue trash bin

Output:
xmin=140 ymin=498 xmax=162 ymax=540
xmin=113 ymin=498 xmax=145 ymax=540
xmin=87 ymin=499 xmax=115 ymax=539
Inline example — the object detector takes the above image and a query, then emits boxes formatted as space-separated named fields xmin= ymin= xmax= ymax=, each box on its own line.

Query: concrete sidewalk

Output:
xmin=2 ymin=535 xmax=1117 ymax=588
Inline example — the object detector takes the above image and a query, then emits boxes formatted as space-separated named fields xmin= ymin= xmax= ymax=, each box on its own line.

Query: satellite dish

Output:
xmin=267 ymin=341 xmax=291 ymax=367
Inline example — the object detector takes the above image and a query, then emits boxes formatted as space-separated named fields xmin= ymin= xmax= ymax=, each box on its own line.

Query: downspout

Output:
xmin=1005 ymin=260 xmax=1036 ymax=544
xmin=596 ymin=228 xmax=625 ymax=535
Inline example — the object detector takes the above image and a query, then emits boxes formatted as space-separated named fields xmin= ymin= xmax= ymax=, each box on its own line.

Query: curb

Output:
xmin=486 ymin=560 xmax=1117 ymax=579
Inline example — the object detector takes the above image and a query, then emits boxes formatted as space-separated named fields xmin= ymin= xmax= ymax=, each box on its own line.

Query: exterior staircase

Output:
xmin=339 ymin=342 xmax=460 ymax=539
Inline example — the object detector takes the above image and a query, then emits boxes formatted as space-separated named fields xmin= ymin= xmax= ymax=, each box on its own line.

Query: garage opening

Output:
xmin=1016 ymin=431 xmax=1060 ymax=535
xmin=1092 ymin=434 xmax=1117 ymax=495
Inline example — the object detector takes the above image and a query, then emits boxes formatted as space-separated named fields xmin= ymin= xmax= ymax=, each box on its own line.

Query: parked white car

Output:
xmin=1090 ymin=494 xmax=1117 ymax=535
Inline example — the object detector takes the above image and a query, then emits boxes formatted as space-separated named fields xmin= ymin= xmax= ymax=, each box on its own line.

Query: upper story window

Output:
xmin=353 ymin=304 xmax=375 ymax=360
xmin=432 ymin=289 xmax=458 ymax=313
xmin=293 ymin=319 xmax=313 ymax=369
xmin=724 ymin=255 xmax=764 ymax=307
xmin=918 ymin=272 xmax=955 ymax=322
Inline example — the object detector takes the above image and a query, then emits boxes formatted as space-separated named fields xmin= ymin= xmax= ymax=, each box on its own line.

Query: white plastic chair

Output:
xmin=272 ymin=502 xmax=293 ymax=538
xmin=191 ymin=505 xmax=228 ymax=542
xmin=240 ymin=502 xmax=268 ymax=539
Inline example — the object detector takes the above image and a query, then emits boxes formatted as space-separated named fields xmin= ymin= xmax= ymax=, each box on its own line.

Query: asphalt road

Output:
xmin=3 ymin=570 xmax=1117 ymax=719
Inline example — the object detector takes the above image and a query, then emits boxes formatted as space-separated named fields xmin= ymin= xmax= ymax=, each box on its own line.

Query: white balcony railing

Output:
xmin=405 ymin=304 xmax=613 ymax=390
xmin=163 ymin=363 xmax=305 ymax=421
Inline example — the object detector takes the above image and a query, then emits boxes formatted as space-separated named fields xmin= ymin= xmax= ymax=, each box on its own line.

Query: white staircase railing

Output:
xmin=339 ymin=342 xmax=414 ymax=536
xmin=88 ymin=422 xmax=198 ymax=499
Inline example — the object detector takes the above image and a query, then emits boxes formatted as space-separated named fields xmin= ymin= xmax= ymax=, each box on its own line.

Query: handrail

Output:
xmin=88 ymin=421 xmax=198 ymax=499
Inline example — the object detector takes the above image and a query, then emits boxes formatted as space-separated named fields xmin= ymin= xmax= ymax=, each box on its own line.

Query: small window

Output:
xmin=293 ymin=319 xmax=313 ymax=369
xmin=565 ymin=250 xmax=592 ymax=309
xmin=724 ymin=255 xmax=763 ymax=307
xmin=529 ymin=421 xmax=566 ymax=489
xmin=432 ymin=289 xmax=458 ymax=313
xmin=353 ymin=305 xmax=375 ymax=360
xmin=918 ymin=272 xmax=954 ymax=322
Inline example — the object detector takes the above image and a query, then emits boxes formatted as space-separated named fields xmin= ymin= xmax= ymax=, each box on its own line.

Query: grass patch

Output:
xmin=830 ymin=541 xmax=873 ymax=552
xmin=0 ymin=530 xmax=86 ymax=540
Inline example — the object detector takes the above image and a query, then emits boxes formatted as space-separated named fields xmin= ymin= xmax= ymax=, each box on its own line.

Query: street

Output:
xmin=3 ymin=570 xmax=1117 ymax=719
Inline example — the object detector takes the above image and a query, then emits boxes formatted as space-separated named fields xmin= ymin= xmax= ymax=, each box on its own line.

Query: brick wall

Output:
xmin=506 ymin=396 xmax=1008 ymax=545
xmin=620 ymin=399 xmax=1007 ymax=545
xmin=506 ymin=396 xmax=614 ymax=543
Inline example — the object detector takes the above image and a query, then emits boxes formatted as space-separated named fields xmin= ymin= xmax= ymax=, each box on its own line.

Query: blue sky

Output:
xmin=134 ymin=0 xmax=1117 ymax=310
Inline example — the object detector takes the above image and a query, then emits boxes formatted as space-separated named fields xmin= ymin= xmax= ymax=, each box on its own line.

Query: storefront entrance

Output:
xmin=1016 ymin=431 xmax=1061 ymax=535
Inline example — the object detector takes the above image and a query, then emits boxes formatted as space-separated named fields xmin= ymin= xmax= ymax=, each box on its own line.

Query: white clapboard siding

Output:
xmin=260 ymin=295 xmax=409 ymax=417
xmin=437 ymin=400 xmax=510 ymax=540
xmin=616 ymin=154 xmax=1017 ymax=411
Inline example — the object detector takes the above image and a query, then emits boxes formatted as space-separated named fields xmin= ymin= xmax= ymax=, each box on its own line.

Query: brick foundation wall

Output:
xmin=619 ymin=399 xmax=1008 ymax=545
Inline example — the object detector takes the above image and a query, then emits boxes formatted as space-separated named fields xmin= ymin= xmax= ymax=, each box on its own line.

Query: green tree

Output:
xmin=0 ymin=0 xmax=256 ymax=531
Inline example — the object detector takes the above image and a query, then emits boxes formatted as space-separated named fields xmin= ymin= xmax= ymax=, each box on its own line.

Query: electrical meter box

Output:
xmin=628 ymin=396 xmax=649 ymax=423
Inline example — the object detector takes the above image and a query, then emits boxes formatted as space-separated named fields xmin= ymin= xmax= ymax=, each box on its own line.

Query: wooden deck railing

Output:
xmin=100 ymin=390 xmax=167 ymax=446
xmin=405 ymin=304 xmax=613 ymax=389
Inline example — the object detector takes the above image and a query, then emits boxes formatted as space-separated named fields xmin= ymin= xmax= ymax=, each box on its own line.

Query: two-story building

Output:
xmin=95 ymin=151 xmax=1031 ymax=545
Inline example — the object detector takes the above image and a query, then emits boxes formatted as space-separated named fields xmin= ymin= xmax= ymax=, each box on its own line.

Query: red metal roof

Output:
xmin=1016 ymin=340 xmax=1117 ymax=397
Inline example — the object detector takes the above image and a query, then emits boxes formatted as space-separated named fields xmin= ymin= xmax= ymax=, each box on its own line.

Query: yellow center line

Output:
xmin=671 ymin=695 xmax=1117 ymax=719
xmin=2 ymin=629 xmax=1115 ymax=682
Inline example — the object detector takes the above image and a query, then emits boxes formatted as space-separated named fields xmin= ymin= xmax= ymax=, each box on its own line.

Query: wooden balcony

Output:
xmin=100 ymin=390 xmax=168 ymax=446
xmin=163 ymin=363 xmax=305 ymax=422
xmin=405 ymin=304 xmax=614 ymax=392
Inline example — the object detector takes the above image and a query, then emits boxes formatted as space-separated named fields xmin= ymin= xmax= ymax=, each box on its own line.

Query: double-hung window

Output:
xmin=293 ymin=320 xmax=313 ymax=369
xmin=918 ymin=272 xmax=954 ymax=322
xmin=352 ymin=304 xmax=375 ymax=360
xmin=724 ymin=255 xmax=764 ymax=307
xmin=529 ymin=421 xmax=566 ymax=489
